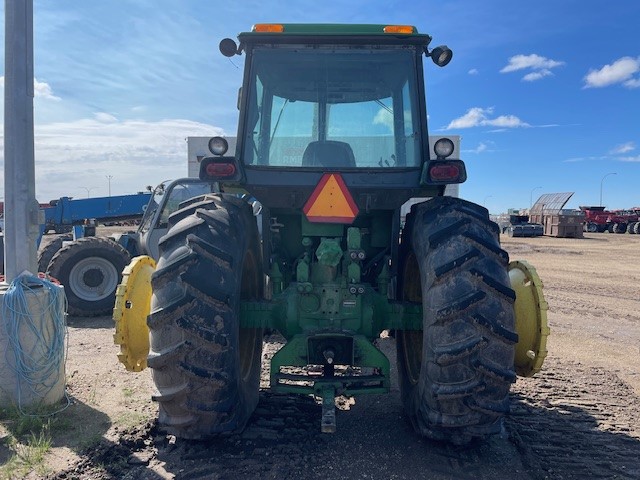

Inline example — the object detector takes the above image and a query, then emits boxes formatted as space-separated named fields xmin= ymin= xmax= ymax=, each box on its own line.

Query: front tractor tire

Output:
xmin=148 ymin=195 xmax=263 ymax=439
xmin=47 ymin=237 xmax=131 ymax=316
xmin=397 ymin=197 xmax=517 ymax=445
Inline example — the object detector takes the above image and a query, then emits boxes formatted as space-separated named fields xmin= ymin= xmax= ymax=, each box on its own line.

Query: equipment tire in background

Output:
xmin=612 ymin=223 xmax=627 ymax=234
xmin=634 ymin=222 xmax=640 ymax=234
xmin=148 ymin=195 xmax=263 ymax=439
xmin=47 ymin=237 xmax=131 ymax=316
xmin=586 ymin=222 xmax=598 ymax=233
xmin=626 ymin=222 xmax=636 ymax=234
xmin=37 ymin=234 xmax=73 ymax=273
xmin=397 ymin=196 xmax=517 ymax=445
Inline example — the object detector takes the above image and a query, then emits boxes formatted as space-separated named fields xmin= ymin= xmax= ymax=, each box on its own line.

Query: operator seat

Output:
xmin=301 ymin=141 xmax=356 ymax=168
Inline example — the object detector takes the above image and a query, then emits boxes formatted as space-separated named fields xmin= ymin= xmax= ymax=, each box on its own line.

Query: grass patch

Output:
xmin=0 ymin=409 xmax=53 ymax=480
xmin=114 ymin=411 xmax=148 ymax=431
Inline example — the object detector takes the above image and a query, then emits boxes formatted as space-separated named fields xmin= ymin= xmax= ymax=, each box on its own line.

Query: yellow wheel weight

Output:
xmin=113 ymin=255 xmax=156 ymax=371
xmin=508 ymin=260 xmax=550 ymax=377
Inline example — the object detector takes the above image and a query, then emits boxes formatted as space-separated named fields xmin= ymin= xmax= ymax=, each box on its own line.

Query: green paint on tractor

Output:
xmin=138 ymin=22 xmax=548 ymax=444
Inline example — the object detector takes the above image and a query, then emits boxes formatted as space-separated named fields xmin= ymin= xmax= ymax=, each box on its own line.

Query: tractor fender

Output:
xmin=113 ymin=255 xmax=155 ymax=371
xmin=509 ymin=260 xmax=550 ymax=377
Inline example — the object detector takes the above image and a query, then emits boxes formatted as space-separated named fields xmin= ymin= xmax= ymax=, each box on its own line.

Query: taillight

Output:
xmin=421 ymin=160 xmax=467 ymax=185
xmin=430 ymin=164 xmax=460 ymax=181
xmin=199 ymin=157 xmax=239 ymax=181
xmin=206 ymin=162 xmax=236 ymax=177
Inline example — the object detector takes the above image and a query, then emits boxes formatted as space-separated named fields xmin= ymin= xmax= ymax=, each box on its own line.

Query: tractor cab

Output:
xmin=201 ymin=24 xmax=465 ymax=211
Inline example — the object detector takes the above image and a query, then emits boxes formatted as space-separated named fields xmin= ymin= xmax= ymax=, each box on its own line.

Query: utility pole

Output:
xmin=530 ymin=186 xmax=542 ymax=211
xmin=106 ymin=175 xmax=113 ymax=197
xmin=3 ymin=0 xmax=39 ymax=280
xmin=81 ymin=187 xmax=97 ymax=198
xmin=1 ymin=0 xmax=66 ymax=409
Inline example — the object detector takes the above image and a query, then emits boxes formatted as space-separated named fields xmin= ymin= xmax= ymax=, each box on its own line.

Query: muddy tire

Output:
xmin=37 ymin=234 xmax=73 ymax=273
xmin=634 ymin=222 xmax=640 ymax=234
xmin=148 ymin=195 xmax=263 ymax=439
xmin=47 ymin=237 xmax=130 ymax=316
xmin=397 ymin=196 xmax=517 ymax=445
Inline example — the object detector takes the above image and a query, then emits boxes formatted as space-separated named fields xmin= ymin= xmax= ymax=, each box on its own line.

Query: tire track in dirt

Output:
xmin=508 ymin=356 xmax=640 ymax=479
xmin=51 ymin=341 xmax=640 ymax=480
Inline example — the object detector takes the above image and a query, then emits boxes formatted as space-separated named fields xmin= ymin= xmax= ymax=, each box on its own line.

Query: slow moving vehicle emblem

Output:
xmin=303 ymin=173 xmax=359 ymax=223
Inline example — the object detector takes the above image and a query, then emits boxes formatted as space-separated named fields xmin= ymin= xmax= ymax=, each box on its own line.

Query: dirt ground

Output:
xmin=3 ymin=230 xmax=640 ymax=479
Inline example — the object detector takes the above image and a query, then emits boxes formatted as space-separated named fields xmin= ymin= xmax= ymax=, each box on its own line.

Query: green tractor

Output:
xmin=116 ymin=23 xmax=548 ymax=445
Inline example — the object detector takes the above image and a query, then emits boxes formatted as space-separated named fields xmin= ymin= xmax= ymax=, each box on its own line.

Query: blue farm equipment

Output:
xmin=41 ymin=192 xmax=151 ymax=234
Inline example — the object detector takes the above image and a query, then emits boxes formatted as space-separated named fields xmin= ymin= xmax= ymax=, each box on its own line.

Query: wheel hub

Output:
xmin=509 ymin=260 xmax=550 ymax=377
xmin=83 ymin=268 xmax=104 ymax=288
xmin=113 ymin=255 xmax=156 ymax=372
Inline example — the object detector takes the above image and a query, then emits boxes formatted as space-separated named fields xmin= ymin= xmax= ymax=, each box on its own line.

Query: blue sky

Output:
xmin=1 ymin=0 xmax=639 ymax=213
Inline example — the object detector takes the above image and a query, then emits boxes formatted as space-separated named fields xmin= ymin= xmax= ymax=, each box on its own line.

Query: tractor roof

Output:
xmin=238 ymin=23 xmax=433 ymax=47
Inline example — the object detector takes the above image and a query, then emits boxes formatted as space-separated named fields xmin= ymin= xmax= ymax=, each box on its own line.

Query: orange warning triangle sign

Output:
xmin=303 ymin=173 xmax=359 ymax=224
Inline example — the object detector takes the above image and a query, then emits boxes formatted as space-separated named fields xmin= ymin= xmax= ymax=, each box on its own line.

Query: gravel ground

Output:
xmin=3 ymin=230 xmax=640 ymax=479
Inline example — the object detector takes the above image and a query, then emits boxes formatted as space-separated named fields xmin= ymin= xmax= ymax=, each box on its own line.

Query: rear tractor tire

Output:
xmin=47 ymin=237 xmax=130 ymax=316
xmin=634 ymin=222 xmax=640 ymax=235
xmin=148 ymin=195 xmax=263 ymax=439
xmin=627 ymin=222 xmax=637 ymax=234
xmin=397 ymin=196 xmax=517 ymax=445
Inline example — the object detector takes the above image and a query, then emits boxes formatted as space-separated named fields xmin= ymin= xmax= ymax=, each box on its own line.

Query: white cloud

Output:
xmin=34 ymin=79 xmax=61 ymax=101
xmin=473 ymin=143 xmax=488 ymax=153
xmin=0 ymin=116 xmax=225 ymax=201
xmin=583 ymin=56 xmax=640 ymax=88
xmin=489 ymin=115 xmax=528 ymax=128
xmin=500 ymin=54 xmax=564 ymax=81
xmin=501 ymin=54 xmax=564 ymax=73
xmin=523 ymin=69 xmax=553 ymax=82
xmin=610 ymin=142 xmax=636 ymax=155
xmin=468 ymin=68 xmax=479 ymax=75
xmin=0 ymin=76 xmax=61 ymax=101
xmin=373 ymin=108 xmax=393 ymax=131
xmin=623 ymin=77 xmax=640 ymax=89
xmin=373 ymin=107 xmax=414 ymax=134
xmin=94 ymin=112 xmax=118 ymax=123
xmin=619 ymin=155 xmax=640 ymax=162
xmin=463 ymin=142 xmax=492 ymax=154
xmin=445 ymin=107 xmax=529 ymax=130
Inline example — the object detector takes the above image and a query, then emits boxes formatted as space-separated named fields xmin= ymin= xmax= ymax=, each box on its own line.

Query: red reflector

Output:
xmin=206 ymin=162 xmax=236 ymax=177
xmin=430 ymin=164 xmax=460 ymax=181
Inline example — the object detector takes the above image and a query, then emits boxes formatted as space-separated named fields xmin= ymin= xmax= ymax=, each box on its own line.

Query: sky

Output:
xmin=1 ymin=0 xmax=639 ymax=214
